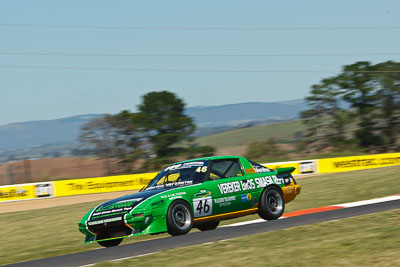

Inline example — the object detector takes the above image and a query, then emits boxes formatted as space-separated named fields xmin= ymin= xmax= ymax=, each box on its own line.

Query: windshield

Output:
xmin=145 ymin=160 xmax=209 ymax=190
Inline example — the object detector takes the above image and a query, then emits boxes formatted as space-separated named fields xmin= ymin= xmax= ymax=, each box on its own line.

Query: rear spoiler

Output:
xmin=276 ymin=167 xmax=296 ymax=175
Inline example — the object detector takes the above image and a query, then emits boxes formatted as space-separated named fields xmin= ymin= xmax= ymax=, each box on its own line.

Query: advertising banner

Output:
xmin=54 ymin=173 xmax=157 ymax=197
xmin=0 ymin=182 xmax=54 ymax=202
xmin=263 ymin=160 xmax=318 ymax=175
xmin=318 ymin=153 xmax=400 ymax=173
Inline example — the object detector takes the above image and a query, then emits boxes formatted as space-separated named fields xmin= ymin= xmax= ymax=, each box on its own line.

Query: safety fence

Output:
xmin=1 ymin=153 xmax=399 ymax=203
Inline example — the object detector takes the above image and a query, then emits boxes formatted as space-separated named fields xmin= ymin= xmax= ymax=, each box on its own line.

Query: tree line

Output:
xmin=301 ymin=60 xmax=400 ymax=152
xmin=78 ymin=91 xmax=214 ymax=175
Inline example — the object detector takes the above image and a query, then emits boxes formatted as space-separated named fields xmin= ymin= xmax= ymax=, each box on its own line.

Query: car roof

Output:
xmin=173 ymin=155 xmax=243 ymax=165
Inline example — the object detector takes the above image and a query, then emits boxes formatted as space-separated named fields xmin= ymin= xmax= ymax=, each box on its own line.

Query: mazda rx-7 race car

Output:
xmin=78 ymin=156 xmax=301 ymax=247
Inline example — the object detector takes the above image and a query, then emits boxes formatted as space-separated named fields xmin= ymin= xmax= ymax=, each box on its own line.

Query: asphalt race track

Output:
xmin=6 ymin=199 xmax=400 ymax=267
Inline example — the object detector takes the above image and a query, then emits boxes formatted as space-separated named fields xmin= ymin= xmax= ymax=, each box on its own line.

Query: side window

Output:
xmin=209 ymin=159 xmax=243 ymax=180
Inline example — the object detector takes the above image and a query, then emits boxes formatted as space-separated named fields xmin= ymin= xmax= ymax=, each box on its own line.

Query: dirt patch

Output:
xmin=0 ymin=190 xmax=138 ymax=214
xmin=0 ymin=157 xmax=112 ymax=185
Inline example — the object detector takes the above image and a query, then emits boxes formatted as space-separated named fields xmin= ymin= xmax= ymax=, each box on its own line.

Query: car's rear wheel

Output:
xmin=97 ymin=238 xmax=123 ymax=248
xmin=196 ymin=221 xmax=219 ymax=231
xmin=258 ymin=186 xmax=285 ymax=220
xmin=167 ymin=200 xmax=193 ymax=236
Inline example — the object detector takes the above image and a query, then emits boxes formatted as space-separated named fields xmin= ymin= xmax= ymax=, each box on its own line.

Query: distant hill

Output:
xmin=0 ymin=100 xmax=306 ymax=162
xmin=186 ymin=99 xmax=307 ymax=127
xmin=197 ymin=120 xmax=305 ymax=149
xmin=0 ymin=114 xmax=102 ymax=152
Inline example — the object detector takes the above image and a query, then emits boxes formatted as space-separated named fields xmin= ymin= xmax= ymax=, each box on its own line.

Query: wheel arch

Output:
xmin=166 ymin=198 xmax=194 ymax=217
xmin=261 ymin=184 xmax=283 ymax=196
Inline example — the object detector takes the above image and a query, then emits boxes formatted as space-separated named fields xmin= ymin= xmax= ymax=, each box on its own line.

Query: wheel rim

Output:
xmin=265 ymin=190 xmax=283 ymax=215
xmin=171 ymin=204 xmax=191 ymax=229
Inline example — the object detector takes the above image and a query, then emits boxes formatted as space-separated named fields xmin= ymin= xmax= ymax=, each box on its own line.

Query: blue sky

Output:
xmin=1 ymin=0 xmax=399 ymax=125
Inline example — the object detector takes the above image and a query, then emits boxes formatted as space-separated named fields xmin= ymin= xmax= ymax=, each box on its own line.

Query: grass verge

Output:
xmin=0 ymin=166 xmax=399 ymax=265
xmin=94 ymin=208 xmax=400 ymax=267
xmin=196 ymin=120 xmax=304 ymax=148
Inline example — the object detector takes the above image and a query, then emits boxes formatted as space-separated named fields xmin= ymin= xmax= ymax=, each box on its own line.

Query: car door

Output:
xmin=200 ymin=159 xmax=254 ymax=216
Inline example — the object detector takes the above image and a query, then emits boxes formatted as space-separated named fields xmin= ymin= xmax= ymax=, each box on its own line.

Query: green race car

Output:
xmin=78 ymin=156 xmax=301 ymax=247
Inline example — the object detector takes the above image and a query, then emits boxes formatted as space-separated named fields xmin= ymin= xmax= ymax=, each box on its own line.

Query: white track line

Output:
xmin=222 ymin=218 xmax=265 ymax=227
xmin=333 ymin=195 xmax=400 ymax=208
xmin=110 ymin=252 xmax=158 ymax=262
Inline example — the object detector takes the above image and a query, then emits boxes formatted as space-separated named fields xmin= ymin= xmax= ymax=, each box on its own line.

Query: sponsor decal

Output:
xmin=218 ymin=175 xmax=284 ymax=194
xmin=95 ymin=199 xmax=141 ymax=212
xmin=241 ymin=193 xmax=252 ymax=202
xmin=254 ymin=176 xmax=274 ymax=188
xmin=240 ymin=179 xmax=255 ymax=190
xmin=0 ymin=182 xmax=55 ymax=202
xmin=217 ymin=181 xmax=241 ymax=194
xmin=245 ymin=168 xmax=256 ymax=174
xmin=88 ymin=216 xmax=122 ymax=226
xmin=299 ymin=161 xmax=316 ymax=174
xmin=254 ymin=166 xmax=272 ymax=173
xmin=194 ymin=190 xmax=212 ymax=198
xmin=0 ymin=187 xmax=27 ymax=199
xmin=160 ymin=191 xmax=187 ymax=199
xmin=91 ymin=209 xmax=131 ymax=219
xmin=90 ymin=199 xmax=143 ymax=220
xmin=164 ymin=161 xmax=205 ymax=172
xmin=35 ymin=183 xmax=52 ymax=197
xmin=193 ymin=196 xmax=212 ymax=217
xmin=214 ymin=196 xmax=236 ymax=203
xmin=146 ymin=181 xmax=193 ymax=190
xmin=319 ymin=153 xmax=400 ymax=173
xmin=217 ymin=176 xmax=281 ymax=195
xmin=215 ymin=196 xmax=236 ymax=207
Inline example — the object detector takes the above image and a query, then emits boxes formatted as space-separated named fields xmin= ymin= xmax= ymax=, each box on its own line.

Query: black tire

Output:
xmin=258 ymin=186 xmax=285 ymax=220
xmin=196 ymin=221 xmax=219 ymax=231
xmin=97 ymin=238 xmax=123 ymax=248
xmin=167 ymin=200 xmax=193 ymax=236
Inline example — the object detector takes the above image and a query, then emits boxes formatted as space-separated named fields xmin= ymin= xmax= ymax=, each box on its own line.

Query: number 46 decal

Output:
xmin=193 ymin=196 xmax=212 ymax=217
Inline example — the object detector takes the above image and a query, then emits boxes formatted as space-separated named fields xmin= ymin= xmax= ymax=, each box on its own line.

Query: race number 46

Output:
xmin=193 ymin=196 xmax=212 ymax=217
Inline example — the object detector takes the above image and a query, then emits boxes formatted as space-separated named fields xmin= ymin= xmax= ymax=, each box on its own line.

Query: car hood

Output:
xmin=87 ymin=188 xmax=170 ymax=222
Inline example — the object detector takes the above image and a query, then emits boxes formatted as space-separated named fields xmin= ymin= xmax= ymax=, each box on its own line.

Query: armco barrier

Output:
xmin=0 ymin=182 xmax=54 ymax=202
xmin=263 ymin=160 xmax=318 ymax=175
xmin=54 ymin=173 xmax=157 ymax=197
xmin=318 ymin=153 xmax=400 ymax=173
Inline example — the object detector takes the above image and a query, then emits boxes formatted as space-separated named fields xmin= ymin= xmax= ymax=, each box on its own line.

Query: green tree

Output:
xmin=338 ymin=61 xmax=383 ymax=147
xmin=245 ymin=137 xmax=280 ymax=160
xmin=136 ymin=91 xmax=196 ymax=157
xmin=110 ymin=110 xmax=143 ymax=170
xmin=373 ymin=61 xmax=400 ymax=148
xmin=78 ymin=115 xmax=122 ymax=175
xmin=302 ymin=60 xmax=400 ymax=151
xmin=301 ymin=76 xmax=350 ymax=149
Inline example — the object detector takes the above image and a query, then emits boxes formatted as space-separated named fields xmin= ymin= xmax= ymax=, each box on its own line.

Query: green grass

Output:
xmin=0 ymin=166 xmax=399 ymax=265
xmin=196 ymin=120 xmax=305 ymax=148
xmin=94 ymin=208 xmax=400 ymax=267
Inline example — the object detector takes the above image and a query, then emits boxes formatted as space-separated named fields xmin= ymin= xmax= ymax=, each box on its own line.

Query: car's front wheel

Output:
xmin=167 ymin=200 xmax=193 ymax=236
xmin=196 ymin=221 xmax=219 ymax=231
xmin=97 ymin=238 xmax=123 ymax=248
xmin=258 ymin=186 xmax=285 ymax=220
